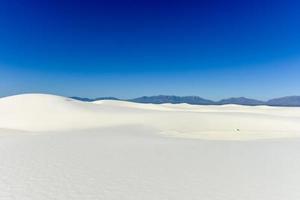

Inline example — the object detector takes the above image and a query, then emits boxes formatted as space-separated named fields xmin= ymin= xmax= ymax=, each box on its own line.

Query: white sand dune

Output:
xmin=0 ymin=93 xmax=300 ymax=139
xmin=1 ymin=94 xmax=300 ymax=199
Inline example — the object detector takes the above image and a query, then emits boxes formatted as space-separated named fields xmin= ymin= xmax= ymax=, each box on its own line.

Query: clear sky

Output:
xmin=0 ymin=0 xmax=300 ymax=100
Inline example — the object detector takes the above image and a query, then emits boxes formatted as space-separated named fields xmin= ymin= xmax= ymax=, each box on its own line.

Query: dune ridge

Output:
xmin=1 ymin=93 xmax=300 ymax=140
xmin=1 ymin=94 xmax=300 ymax=200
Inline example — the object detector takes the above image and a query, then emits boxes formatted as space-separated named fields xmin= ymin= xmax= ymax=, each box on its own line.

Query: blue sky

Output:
xmin=1 ymin=0 xmax=300 ymax=100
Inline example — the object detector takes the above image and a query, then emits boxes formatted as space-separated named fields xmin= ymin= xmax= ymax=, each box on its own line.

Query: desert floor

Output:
xmin=1 ymin=94 xmax=300 ymax=199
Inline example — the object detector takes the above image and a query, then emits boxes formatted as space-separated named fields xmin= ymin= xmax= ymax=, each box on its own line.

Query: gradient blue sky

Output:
xmin=1 ymin=0 xmax=300 ymax=100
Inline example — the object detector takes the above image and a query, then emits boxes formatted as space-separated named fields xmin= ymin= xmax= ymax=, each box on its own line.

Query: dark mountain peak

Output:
xmin=267 ymin=96 xmax=300 ymax=106
xmin=71 ymin=97 xmax=94 ymax=102
xmin=130 ymin=95 xmax=214 ymax=105
xmin=94 ymin=97 xmax=120 ymax=101
xmin=218 ymin=97 xmax=265 ymax=105
xmin=71 ymin=96 xmax=119 ymax=102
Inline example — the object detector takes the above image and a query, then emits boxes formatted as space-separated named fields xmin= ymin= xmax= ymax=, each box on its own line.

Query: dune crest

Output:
xmin=1 ymin=93 xmax=300 ymax=140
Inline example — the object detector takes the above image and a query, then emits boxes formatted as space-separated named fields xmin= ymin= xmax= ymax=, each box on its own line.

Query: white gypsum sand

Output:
xmin=0 ymin=93 xmax=300 ymax=199
xmin=1 ymin=93 xmax=300 ymax=139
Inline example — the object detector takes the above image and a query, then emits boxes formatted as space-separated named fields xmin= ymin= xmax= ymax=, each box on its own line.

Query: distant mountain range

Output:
xmin=70 ymin=95 xmax=300 ymax=107
xmin=266 ymin=96 xmax=300 ymax=106
xmin=130 ymin=95 xmax=214 ymax=105
xmin=216 ymin=97 xmax=265 ymax=106
xmin=71 ymin=96 xmax=119 ymax=102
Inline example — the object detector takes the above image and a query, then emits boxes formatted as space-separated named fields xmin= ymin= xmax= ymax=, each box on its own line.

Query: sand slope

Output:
xmin=1 ymin=94 xmax=300 ymax=199
xmin=1 ymin=130 xmax=300 ymax=200
xmin=0 ymin=93 xmax=300 ymax=139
